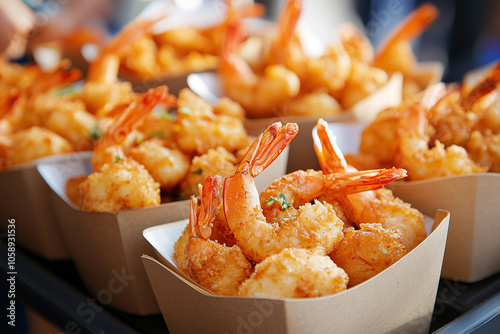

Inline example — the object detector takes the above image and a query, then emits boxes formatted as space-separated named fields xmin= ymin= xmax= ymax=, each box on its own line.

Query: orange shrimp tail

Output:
xmin=28 ymin=62 xmax=82 ymax=96
xmin=400 ymin=82 xmax=447 ymax=135
xmin=314 ymin=119 xmax=350 ymax=173
xmin=188 ymin=196 xmax=199 ymax=239
xmin=237 ymin=122 xmax=299 ymax=177
xmin=462 ymin=61 xmax=500 ymax=111
xmin=326 ymin=168 xmax=407 ymax=196
xmin=276 ymin=0 xmax=302 ymax=46
xmin=189 ymin=176 xmax=223 ymax=240
xmin=374 ymin=3 xmax=439 ymax=61
xmin=106 ymin=86 xmax=176 ymax=145
xmin=102 ymin=16 xmax=167 ymax=57
xmin=0 ymin=90 xmax=21 ymax=119
xmin=219 ymin=22 xmax=254 ymax=81
xmin=88 ymin=14 xmax=167 ymax=83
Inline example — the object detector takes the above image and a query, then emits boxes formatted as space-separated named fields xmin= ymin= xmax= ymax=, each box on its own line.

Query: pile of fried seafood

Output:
xmin=347 ymin=61 xmax=500 ymax=180
xmin=217 ymin=0 xmax=439 ymax=119
xmin=174 ymin=120 xmax=427 ymax=298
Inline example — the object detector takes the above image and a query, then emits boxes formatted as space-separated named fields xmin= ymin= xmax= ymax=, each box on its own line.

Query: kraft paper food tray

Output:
xmin=35 ymin=146 xmax=289 ymax=315
xmin=404 ymin=61 xmax=444 ymax=96
xmin=0 ymin=153 xmax=76 ymax=260
xmin=386 ymin=173 xmax=500 ymax=283
xmin=141 ymin=210 xmax=449 ymax=334
xmin=187 ymin=71 xmax=403 ymax=173
xmin=322 ymin=121 xmax=500 ymax=283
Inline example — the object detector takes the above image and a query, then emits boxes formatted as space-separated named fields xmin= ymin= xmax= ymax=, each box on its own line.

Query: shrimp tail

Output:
xmin=374 ymin=3 xmax=439 ymax=63
xmin=237 ymin=122 xmax=299 ymax=177
xmin=326 ymin=168 xmax=407 ymax=196
xmin=197 ymin=175 xmax=223 ymax=240
xmin=87 ymin=14 xmax=168 ymax=83
xmin=105 ymin=86 xmax=176 ymax=145
xmin=0 ymin=91 xmax=21 ymax=119
xmin=224 ymin=122 xmax=298 ymax=228
xmin=313 ymin=118 xmax=350 ymax=173
xmin=276 ymin=0 xmax=302 ymax=49
xmin=220 ymin=21 xmax=254 ymax=81
xmin=461 ymin=60 xmax=500 ymax=111
xmin=28 ymin=61 xmax=81 ymax=96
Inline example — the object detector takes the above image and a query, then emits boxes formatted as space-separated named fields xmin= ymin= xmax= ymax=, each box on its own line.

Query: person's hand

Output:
xmin=0 ymin=0 xmax=35 ymax=59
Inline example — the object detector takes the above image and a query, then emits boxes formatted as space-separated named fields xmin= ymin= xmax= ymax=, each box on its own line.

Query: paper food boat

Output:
xmin=141 ymin=210 xmax=449 ymax=334
xmin=36 ymin=146 xmax=289 ymax=315
xmin=387 ymin=173 xmax=500 ymax=283
xmin=187 ymin=70 xmax=403 ymax=173
xmin=321 ymin=122 xmax=500 ymax=283
xmin=0 ymin=154 xmax=80 ymax=260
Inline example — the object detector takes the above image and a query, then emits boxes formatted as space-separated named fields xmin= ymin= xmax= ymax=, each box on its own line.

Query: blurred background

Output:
xmin=1 ymin=1 xmax=499 ymax=333
xmin=259 ymin=0 xmax=500 ymax=82
xmin=1 ymin=0 xmax=499 ymax=83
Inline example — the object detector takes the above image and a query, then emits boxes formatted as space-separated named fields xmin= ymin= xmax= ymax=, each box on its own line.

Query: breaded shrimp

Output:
xmin=239 ymin=247 xmax=348 ymax=298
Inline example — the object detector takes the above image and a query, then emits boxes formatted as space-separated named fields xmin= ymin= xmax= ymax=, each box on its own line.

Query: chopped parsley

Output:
xmin=50 ymin=85 xmax=78 ymax=97
xmin=266 ymin=193 xmax=291 ymax=211
xmin=149 ymin=131 xmax=165 ymax=138
xmin=113 ymin=155 xmax=121 ymax=163
xmin=89 ymin=124 xmax=104 ymax=140
xmin=159 ymin=111 xmax=176 ymax=121
xmin=192 ymin=168 xmax=203 ymax=175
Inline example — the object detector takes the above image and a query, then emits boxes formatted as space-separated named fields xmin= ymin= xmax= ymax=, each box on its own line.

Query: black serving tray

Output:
xmin=1 ymin=235 xmax=499 ymax=334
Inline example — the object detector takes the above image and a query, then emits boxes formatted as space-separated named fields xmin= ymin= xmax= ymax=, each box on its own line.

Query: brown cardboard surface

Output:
xmin=142 ymin=210 xmax=449 ymax=334
xmin=387 ymin=173 xmax=500 ymax=283
xmin=0 ymin=154 xmax=75 ymax=260
xmin=408 ymin=61 xmax=445 ymax=92
xmin=36 ymin=145 xmax=288 ymax=315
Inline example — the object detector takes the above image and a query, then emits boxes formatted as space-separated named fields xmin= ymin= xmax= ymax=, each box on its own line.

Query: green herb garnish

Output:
xmin=266 ymin=193 xmax=291 ymax=211
xmin=89 ymin=124 xmax=104 ymax=140
xmin=113 ymin=155 xmax=121 ymax=163
xmin=50 ymin=85 xmax=77 ymax=97
xmin=149 ymin=131 xmax=165 ymax=138
xmin=192 ymin=168 xmax=203 ymax=175
xmin=159 ymin=111 xmax=176 ymax=121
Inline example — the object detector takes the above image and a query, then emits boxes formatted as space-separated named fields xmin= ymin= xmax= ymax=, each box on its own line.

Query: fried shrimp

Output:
xmin=0 ymin=126 xmax=73 ymax=170
xmin=223 ymin=122 xmax=346 ymax=263
xmin=218 ymin=22 xmax=300 ymax=118
xmin=90 ymin=86 xmax=177 ymax=171
xmin=314 ymin=118 xmax=426 ymax=250
xmin=239 ymin=247 xmax=348 ymax=298
xmin=330 ymin=223 xmax=408 ymax=287
xmin=177 ymin=176 xmax=252 ymax=296
xmin=128 ymin=138 xmax=190 ymax=192
xmin=175 ymin=89 xmax=252 ymax=155
xmin=373 ymin=3 xmax=439 ymax=75
xmin=79 ymin=158 xmax=161 ymax=213
xmin=179 ymin=146 xmax=239 ymax=198
xmin=260 ymin=168 xmax=408 ymax=227
xmin=81 ymin=16 xmax=165 ymax=116
xmin=394 ymin=85 xmax=487 ymax=180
